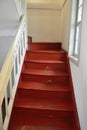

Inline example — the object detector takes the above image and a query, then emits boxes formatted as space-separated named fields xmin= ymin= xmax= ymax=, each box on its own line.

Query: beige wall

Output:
xmin=27 ymin=9 xmax=61 ymax=42
xmin=27 ymin=0 xmax=64 ymax=42
xmin=27 ymin=0 xmax=72 ymax=43
xmin=61 ymin=0 xmax=72 ymax=51
xmin=27 ymin=0 xmax=64 ymax=9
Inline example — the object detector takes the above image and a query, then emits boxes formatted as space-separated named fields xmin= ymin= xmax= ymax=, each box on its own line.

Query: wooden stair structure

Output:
xmin=8 ymin=42 xmax=80 ymax=130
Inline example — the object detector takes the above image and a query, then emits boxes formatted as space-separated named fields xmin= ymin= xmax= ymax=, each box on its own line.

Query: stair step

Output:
xmin=8 ymin=114 xmax=76 ymax=130
xmin=14 ymin=97 xmax=74 ymax=112
xmin=18 ymin=81 xmax=71 ymax=92
xmin=17 ymin=80 xmax=71 ymax=99
xmin=21 ymin=74 xmax=69 ymax=84
xmin=25 ymin=59 xmax=66 ymax=64
xmin=24 ymin=60 xmax=68 ymax=71
xmin=17 ymin=89 xmax=71 ymax=100
xmin=29 ymin=42 xmax=61 ymax=50
xmin=22 ymin=69 xmax=69 ymax=76
xmin=25 ymin=51 xmax=66 ymax=61
xmin=21 ymin=70 xmax=69 ymax=84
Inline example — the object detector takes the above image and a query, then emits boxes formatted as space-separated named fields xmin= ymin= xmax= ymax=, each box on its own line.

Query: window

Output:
xmin=69 ymin=0 xmax=84 ymax=64
xmin=73 ymin=0 xmax=83 ymax=58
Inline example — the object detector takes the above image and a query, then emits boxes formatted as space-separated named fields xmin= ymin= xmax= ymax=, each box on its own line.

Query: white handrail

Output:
xmin=0 ymin=15 xmax=27 ymax=130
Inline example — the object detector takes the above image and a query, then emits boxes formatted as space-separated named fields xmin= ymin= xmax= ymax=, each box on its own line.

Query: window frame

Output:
xmin=69 ymin=0 xmax=84 ymax=66
xmin=73 ymin=0 xmax=83 ymax=58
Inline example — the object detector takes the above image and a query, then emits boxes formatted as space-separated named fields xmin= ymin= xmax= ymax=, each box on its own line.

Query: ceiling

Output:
xmin=27 ymin=0 xmax=66 ymax=10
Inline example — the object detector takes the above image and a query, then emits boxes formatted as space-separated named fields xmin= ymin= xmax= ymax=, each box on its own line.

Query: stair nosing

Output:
xmin=24 ymin=59 xmax=67 ymax=64
xmin=22 ymin=71 xmax=69 ymax=77
xmin=26 ymin=50 xmax=66 ymax=54
xmin=14 ymin=105 xmax=74 ymax=112
xmin=14 ymin=99 xmax=74 ymax=111
xmin=18 ymin=81 xmax=71 ymax=92
xmin=18 ymin=86 xmax=71 ymax=92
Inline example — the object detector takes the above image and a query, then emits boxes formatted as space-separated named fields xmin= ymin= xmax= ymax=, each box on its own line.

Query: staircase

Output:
xmin=8 ymin=42 xmax=80 ymax=130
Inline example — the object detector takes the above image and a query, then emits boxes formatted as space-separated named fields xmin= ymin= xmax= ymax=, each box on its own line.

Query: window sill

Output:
xmin=69 ymin=55 xmax=79 ymax=66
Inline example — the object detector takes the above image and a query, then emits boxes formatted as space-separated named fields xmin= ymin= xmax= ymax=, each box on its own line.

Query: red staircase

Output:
xmin=8 ymin=42 xmax=80 ymax=130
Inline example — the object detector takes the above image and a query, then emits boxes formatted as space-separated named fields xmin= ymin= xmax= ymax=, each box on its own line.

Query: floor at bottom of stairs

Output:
xmin=8 ymin=114 xmax=75 ymax=130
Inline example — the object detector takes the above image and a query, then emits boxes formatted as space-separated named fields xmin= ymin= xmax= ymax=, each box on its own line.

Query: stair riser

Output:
xmin=25 ymin=52 xmax=66 ymax=61
xmin=13 ymin=107 xmax=74 ymax=119
xmin=29 ymin=43 xmax=61 ymax=50
xmin=24 ymin=62 xmax=68 ymax=72
xmin=21 ymin=74 xmax=69 ymax=84
xmin=16 ymin=89 xmax=72 ymax=101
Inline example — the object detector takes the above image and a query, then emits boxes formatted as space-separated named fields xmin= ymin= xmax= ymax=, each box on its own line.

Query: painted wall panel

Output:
xmin=27 ymin=9 xmax=61 ymax=42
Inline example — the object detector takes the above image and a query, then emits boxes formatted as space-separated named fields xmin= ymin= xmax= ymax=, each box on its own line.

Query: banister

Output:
xmin=0 ymin=16 xmax=25 ymax=105
xmin=0 ymin=14 xmax=27 ymax=130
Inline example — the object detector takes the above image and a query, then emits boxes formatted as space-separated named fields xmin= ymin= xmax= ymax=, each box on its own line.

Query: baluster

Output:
xmin=5 ymin=90 xmax=8 ymax=118
xmin=7 ymin=81 xmax=10 ymax=106
xmin=23 ymin=29 xmax=26 ymax=50
xmin=10 ymin=71 xmax=13 ymax=95
xmin=12 ymin=66 xmax=15 ymax=88
xmin=15 ymin=56 xmax=18 ymax=75
xmin=19 ymin=40 xmax=22 ymax=64
xmin=21 ymin=38 xmax=23 ymax=56
xmin=18 ymin=44 xmax=21 ymax=65
xmin=17 ymin=46 xmax=20 ymax=74
xmin=22 ymin=32 xmax=25 ymax=55
xmin=1 ymin=97 xmax=6 ymax=126
xmin=0 ymin=107 xmax=3 ymax=130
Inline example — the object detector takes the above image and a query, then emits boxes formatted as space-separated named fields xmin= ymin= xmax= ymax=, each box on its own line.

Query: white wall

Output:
xmin=0 ymin=0 xmax=19 ymax=36
xmin=70 ymin=0 xmax=87 ymax=130
xmin=27 ymin=9 xmax=61 ymax=42
xmin=61 ymin=0 xmax=87 ymax=130
xmin=60 ymin=0 xmax=72 ymax=51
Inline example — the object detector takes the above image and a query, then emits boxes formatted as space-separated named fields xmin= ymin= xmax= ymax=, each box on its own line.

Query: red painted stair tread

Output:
xmin=14 ymin=96 xmax=74 ymax=111
xmin=22 ymin=69 xmax=69 ymax=76
xmin=25 ymin=52 xmax=66 ymax=61
xmin=8 ymin=116 xmax=76 ymax=130
xmin=18 ymin=81 xmax=71 ymax=92
xmin=24 ymin=60 xmax=68 ymax=71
